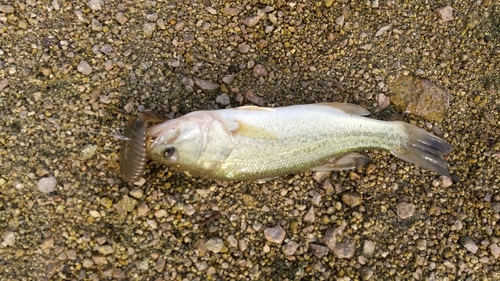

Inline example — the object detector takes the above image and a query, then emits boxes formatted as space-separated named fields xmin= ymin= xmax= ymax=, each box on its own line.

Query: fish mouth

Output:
xmin=145 ymin=121 xmax=180 ymax=152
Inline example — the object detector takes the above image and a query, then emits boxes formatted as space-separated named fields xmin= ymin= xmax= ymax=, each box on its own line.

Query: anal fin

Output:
xmin=310 ymin=153 xmax=370 ymax=172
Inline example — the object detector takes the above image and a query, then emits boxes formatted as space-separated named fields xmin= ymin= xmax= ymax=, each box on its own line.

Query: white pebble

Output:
xmin=37 ymin=176 xmax=57 ymax=193
xmin=1 ymin=231 xmax=16 ymax=247
xmin=77 ymin=61 xmax=92 ymax=75
xmin=436 ymin=6 xmax=453 ymax=22
xmin=87 ymin=0 xmax=102 ymax=11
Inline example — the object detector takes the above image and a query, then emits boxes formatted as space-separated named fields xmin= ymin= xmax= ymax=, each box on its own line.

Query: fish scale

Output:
xmin=214 ymin=113 xmax=403 ymax=180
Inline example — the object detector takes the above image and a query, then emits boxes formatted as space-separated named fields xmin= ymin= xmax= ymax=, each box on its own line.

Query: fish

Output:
xmin=120 ymin=103 xmax=453 ymax=182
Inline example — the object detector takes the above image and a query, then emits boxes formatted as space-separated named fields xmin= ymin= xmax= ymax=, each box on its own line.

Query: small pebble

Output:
xmin=0 ymin=79 xmax=8 ymax=91
xmin=77 ymin=61 xmax=92 ymax=75
xmin=115 ymin=195 xmax=137 ymax=213
xmin=489 ymin=243 xmax=500 ymax=258
xmin=82 ymin=258 xmax=94 ymax=268
xmin=97 ymin=245 xmax=114 ymax=255
xmin=396 ymin=202 xmax=415 ymax=219
xmin=129 ymin=188 xmax=143 ymax=199
xmin=137 ymin=203 xmax=149 ymax=216
xmin=313 ymin=171 xmax=329 ymax=184
xmin=222 ymin=75 xmax=234 ymax=84
xmin=154 ymin=209 xmax=167 ymax=218
xmin=92 ymin=256 xmax=107 ymax=265
xmin=206 ymin=7 xmax=217 ymax=15
xmin=323 ymin=221 xmax=347 ymax=250
xmin=363 ymin=240 xmax=376 ymax=257
xmin=87 ymin=0 xmax=102 ymax=11
xmin=143 ymin=23 xmax=156 ymax=37
xmin=416 ymin=239 xmax=427 ymax=251
xmin=227 ymin=235 xmax=237 ymax=248
xmin=376 ymin=93 xmax=390 ymax=109
xmin=185 ymin=204 xmax=195 ymax=216
xmin=303 ymin=206 xmax=315 ymax=223
xmin=216 ymin=93 xmax=230 ymax=105
xmin=194 ymin=77 xmax=219 ymax=92
xmin=155 ymin=258 xmax=166 ymax=272
xmin=99 ymin=44 xmax=113 ymax=55
xmin=115 ymin=12 xmax=127 ymax=25
xmin=196 ymin=261 xmax=208 ymax=271
xmin=252 ymin=222 xmax=262 ymax=231
xmin=341 ymin=192 xmax=363 ymax=207
xmin=263 ymin=244 xmax=271 ymax=253
xmin=223 ymin=7 xmax=242 ymax=16
xmin=253 ymin=64 xmax=268 ymax=77
xmin=311 ymin=191 xmax=321 ymax=205
xmin=207 ymin=267 xmax=216 ymax=275
xmin=99 ymin=95 xmax=111 ymax=104
xmin=335 ymin=15 xmax=345 ymax=27
xmin=37 ymin=176 xmax=57 ymax=193
xmin=99 ymin=197 xmax=113 ymax=208
xmin=375 ymin=24 xmax=392 ymax=37
xmin=268 ymin=14 xmax=278 ymax=25
xmin=89 ymin=210 xmax=101 ymax=218
xmin=205 ymin=238 xmax=224 ymax=253
xmin=333 ymin=239 xmax=356 ymax=259
xmin=282 ymin=241 xmax=299 ymax=256
xmin=238 ymin=239 xmax=247 ymax=252
xmin=460 ymin=236 xmax=478 ymax=254
xmin=146 ymin=13 xmax=158 ymax=22
xmin=441 ymin=176 xmax=453 ymax=187
xmin=324 ymin=0 xmax=334 ymax=8
xmin=2 ymin=231 xmax=16 ymax=247
xmin=264 ymin=225 xmax=286 ymax=244
xmin=237 ymin=43 xmax=251 ymax=53
xmin=323 ymin=180 xmax=334 ymax=196
xmin=0 ymin=5 xmax=15 ymax=14
xmin=245 ymin=89 xmax=264 ymax=106
xmin=360 ymin=266 xmax=374 ymax=280
xmin=309 ymin=243 xmax=329 ymax=258
xmin=436 ymin=6 xmax=453 ymax=22
xmin=242 ymin=15 xmax=262 ymax=27
xmin=81 ymin=144 xmax=97 ymax=160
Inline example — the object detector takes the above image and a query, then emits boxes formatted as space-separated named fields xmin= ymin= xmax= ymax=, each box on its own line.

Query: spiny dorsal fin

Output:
xmin=235 ymin=105 xmax=276 ymax=112
xmin=318 ymin=102 xmax=371 ymax=116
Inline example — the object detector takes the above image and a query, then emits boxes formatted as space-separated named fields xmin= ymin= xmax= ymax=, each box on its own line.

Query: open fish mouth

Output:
xmin=119 ymin=112 xmax=165 ymax=183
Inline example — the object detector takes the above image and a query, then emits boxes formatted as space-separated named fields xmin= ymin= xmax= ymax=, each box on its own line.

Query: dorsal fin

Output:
xmin=318 ymin=102 xmax=371 ymax=116
xmin=235 ymin=106 xmax=276 ymax=112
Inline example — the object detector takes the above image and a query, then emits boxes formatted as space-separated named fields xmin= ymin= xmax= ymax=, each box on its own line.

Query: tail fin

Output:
xmin=391 ymin=122 xmax=453 ymax=177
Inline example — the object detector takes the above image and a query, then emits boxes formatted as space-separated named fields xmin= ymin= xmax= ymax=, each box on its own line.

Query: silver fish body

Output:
xmin=131 ymin=103 xmax=452 ymax=182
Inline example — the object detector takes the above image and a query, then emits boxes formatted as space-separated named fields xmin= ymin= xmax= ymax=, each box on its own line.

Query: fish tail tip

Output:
xmin=391 ymin=122 xmax=453 ymax=176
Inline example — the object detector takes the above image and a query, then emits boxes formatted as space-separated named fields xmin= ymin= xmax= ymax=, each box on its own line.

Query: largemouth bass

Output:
xmin=120 ymin=103 xmax=453 ymax=182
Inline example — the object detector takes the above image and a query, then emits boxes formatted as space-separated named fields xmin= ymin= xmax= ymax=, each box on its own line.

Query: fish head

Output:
xmin=146 ymin=112 xmax=222 ymax=171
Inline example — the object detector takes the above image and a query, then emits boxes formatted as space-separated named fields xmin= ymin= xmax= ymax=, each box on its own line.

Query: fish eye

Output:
xmin=163 ymin=146 xmax=176 ymax=158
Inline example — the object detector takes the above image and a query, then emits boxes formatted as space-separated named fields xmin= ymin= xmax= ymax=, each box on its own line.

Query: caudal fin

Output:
xmin=391 ymin=122 xmax=453 ymax=177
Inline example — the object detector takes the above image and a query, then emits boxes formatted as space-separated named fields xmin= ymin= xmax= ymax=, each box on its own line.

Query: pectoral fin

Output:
xmin=310 ymin=153 xmax=370 ymax=172
xmin=233 ymin=120 xmax=278 ymax=140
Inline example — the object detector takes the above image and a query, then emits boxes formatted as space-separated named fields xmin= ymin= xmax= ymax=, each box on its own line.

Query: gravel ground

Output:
xmin=0 ymin=1 xmax=499 ymax=280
